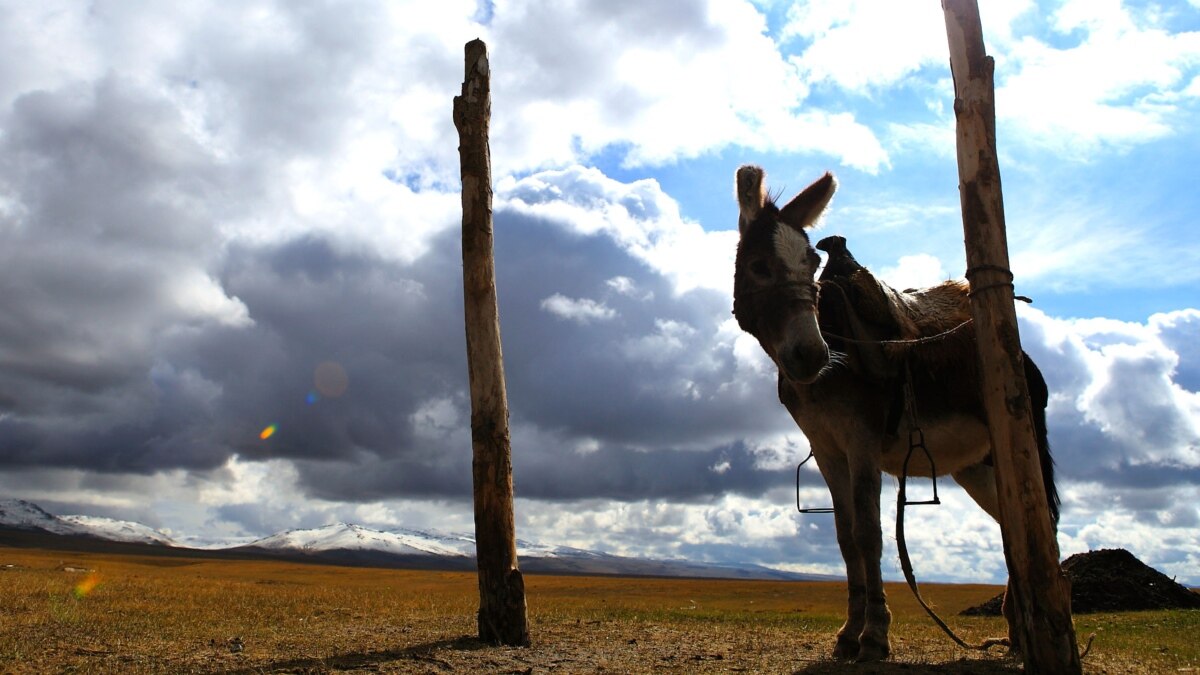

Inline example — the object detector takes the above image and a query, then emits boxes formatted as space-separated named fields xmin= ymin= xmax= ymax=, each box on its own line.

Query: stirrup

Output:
xmin=901 ymin=429 xmax=940 ymax=507
xmin=796 ymin=451 xmax=835 ymax=514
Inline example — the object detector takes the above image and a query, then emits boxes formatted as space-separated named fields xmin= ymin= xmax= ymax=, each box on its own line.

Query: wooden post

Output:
xmin=941 ymin=2 xmax=1079 ymax=672
xmin=453 ymin=38 xmax=530 ymax=647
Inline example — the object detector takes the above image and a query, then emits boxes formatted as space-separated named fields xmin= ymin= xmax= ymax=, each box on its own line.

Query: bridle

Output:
xmin=732 ymin=279 xmax=821 ymax=317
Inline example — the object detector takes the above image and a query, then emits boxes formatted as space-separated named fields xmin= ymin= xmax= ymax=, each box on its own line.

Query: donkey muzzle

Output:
xmin=775 ymin=313 xmax=829 ymax=384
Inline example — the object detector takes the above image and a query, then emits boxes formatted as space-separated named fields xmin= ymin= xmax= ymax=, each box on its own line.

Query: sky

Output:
xmin=0 ymin=0 xmax=1197 ymax=585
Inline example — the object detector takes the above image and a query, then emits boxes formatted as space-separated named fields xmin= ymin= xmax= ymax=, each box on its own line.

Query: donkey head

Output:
xmin=733 ymin=166 xmax=837 ymax=384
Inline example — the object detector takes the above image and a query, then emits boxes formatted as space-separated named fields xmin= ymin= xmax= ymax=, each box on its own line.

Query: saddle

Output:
xmin=815 ymin=236 xmax=976 ymax=437
xmin=816 ymin=236 xmax=972 ymax=371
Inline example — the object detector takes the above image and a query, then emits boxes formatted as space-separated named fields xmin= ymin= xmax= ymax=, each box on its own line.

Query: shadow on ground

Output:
xmin=212 ymin=636 xmax=1025 ymax=675
xmin=218 ymin=636 xmax=489 ymax=674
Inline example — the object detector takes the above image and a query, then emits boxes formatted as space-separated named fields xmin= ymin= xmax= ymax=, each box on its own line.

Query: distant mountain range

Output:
xmin=0 ymin=498 xmax=179 ymax=545
xmin=0 ymin=498 xmax=834 ymax=582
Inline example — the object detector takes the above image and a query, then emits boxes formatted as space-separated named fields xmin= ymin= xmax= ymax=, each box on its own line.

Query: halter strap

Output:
xmin=733 ymin=280 xmax=820 ymax=313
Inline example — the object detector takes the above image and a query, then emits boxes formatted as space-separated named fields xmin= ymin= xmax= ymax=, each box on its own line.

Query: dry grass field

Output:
xmin=1 ymin=544 xmax=1196 ymax=673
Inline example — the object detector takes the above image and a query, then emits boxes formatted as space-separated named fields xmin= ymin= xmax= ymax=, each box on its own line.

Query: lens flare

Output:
xmin=260 ymin=424 xmax=277 ymax=440
xmin=314 ymin=361 xmax=349 ymax=398
xmin=305 ymin=391 xmax=320 ymax=405
xmin=73 ymin=572 xmax=101 ymax=599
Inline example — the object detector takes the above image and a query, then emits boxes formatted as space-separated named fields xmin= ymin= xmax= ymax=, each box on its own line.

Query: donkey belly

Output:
xmin=879 ymin=415 xmax=990 ymax=478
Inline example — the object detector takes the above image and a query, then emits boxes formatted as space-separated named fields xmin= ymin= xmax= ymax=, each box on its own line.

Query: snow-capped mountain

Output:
xmin=247 ymin=522 xmax=473 ymax=558
xmin=239 ymin=522 xmax=823 ymax=580
xmin=59 ymin=515 xmax=177 ymax=546
xmin=0 ymin=499 xmax=82 ymax=536
xmin=243 ymin=524 xmax=628 ymax=561
xmin=0 ymin=498 xmax=176 ymax=546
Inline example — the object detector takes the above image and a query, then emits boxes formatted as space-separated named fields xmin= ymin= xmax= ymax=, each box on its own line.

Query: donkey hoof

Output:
xmin=855 ymin=634 xmax=891 ymax=663
xmin=832 ymin=635 xmax=859 ymax=660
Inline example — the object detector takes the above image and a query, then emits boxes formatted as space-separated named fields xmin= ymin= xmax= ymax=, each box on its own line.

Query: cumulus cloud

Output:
xmin=1020 ymin=306 xmax=1200 ymax=479
xmin=782 ymin=0 xmax=949 ymax=91
xmin=996 ymin=2 xmax=1200 ymax=155
xmin=499 ymin=166 xmax=740 ymax=295
xmin=486 ymin=0 xmax=887 ymax=171
xmin=781 ymin=0 xmax=1200 ymax=157
xmin=1059 ymin=482 xmax=1200 ymax=583
xmin=540 ymin=294 xmax=617 ymax=324
xmin=877 ymin=253 xmax=949 ymax=290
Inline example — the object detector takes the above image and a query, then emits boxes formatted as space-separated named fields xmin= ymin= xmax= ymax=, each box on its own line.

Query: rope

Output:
xmin=894 ymin=354 xmax=1008 ymax=652
xmin=896 ymin=466 xmax=1009 ymax=652
xmin=821 ymin=318 xmax=973 ymax=347
xmin=964 ymin=263 xmax=1032 ymax=302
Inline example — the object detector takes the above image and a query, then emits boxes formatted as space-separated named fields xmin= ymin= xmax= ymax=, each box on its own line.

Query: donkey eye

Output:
xmin=750 ymin=260 xmax=772 ymax=279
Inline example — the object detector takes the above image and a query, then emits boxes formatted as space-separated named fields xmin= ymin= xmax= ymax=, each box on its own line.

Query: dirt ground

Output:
xmin=151 ymin=617 xmax=1194 ymax=674
xmin=161 ymin=619 xmax=1031 ymax=674
xmin=2 ymin=545 xmax=1196 ymax=674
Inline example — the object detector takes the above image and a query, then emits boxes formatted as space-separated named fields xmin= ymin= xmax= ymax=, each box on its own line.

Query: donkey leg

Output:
xmin=848 ymin=460 xmax=891 ymax=662
xmin=832 ymin=509 xmax=869 ymax=660
xmin=953 ymin=462 xmax=1021 ymax=654
xmin=952 ymin=462 xmax=1000 ymax=520
xmin=814 ymin=450 xmax=867 ymax=660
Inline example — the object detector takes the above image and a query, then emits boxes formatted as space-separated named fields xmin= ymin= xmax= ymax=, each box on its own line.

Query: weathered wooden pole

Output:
xmin=453 ymin=38 xmax=530 ymax=647
xmin=942 ymin=2 xmax=1079 ymax=672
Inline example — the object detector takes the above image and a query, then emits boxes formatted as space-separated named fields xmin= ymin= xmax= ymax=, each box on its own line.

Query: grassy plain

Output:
xmin=0 ymin=545 xmax=1196 ymax=673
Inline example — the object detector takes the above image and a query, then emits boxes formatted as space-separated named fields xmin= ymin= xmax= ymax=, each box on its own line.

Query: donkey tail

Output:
xmin=1023 ymin=354 xmax=1060 ymax=526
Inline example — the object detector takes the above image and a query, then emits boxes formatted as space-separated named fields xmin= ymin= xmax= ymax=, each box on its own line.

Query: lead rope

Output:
xmin=897 ymin=481 xmax=1009 ymax=651
xmin=896 ymin=477 xmax=1011 ymax=652
xmin=894 ymin=356 xmax=1009 ymax=652
xmin=898 ymin=463 xmax=1097 ymax=659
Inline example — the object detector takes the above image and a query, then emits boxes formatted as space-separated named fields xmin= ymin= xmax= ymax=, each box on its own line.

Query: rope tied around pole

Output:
xmin=965 ymin=264 xmax=1033 ymax=303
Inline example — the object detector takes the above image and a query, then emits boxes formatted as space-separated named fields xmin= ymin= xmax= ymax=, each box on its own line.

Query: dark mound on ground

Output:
xmin=961 ymin=548 xmax=1200 ymax=616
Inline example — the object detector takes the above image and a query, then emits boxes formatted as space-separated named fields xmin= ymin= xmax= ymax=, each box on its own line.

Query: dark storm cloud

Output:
xmin=297 ymin=440 xmax=793 ymax=505
xmin=164 ymin=230 xmax=469 ymax=467
xmin=0 ymin=76 xmax=243 ymax=471
xmin=1 ymin=135 xmax=797 ymax=503
xmin=491 ymin=210 xmax=786 ymax=450
xmin=221 ymin=209 xmax=796 ymax=503
xmin=514 ymin=443 xmax=791 ymax=501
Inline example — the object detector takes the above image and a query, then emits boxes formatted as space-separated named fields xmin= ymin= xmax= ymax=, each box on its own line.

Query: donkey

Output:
xmin=731 ymin=166 xmax=1058 ymax=662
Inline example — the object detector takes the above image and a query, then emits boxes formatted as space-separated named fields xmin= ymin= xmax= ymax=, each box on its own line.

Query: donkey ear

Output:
xmin=736 ymin=165 xmax=767 ymax=235
xmin=779 ymin=172 xmax=837 ymax=231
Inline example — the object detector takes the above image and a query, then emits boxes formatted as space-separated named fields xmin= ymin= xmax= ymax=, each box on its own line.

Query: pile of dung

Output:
xmin=961 ymin=548 xmax=1200 ymax=616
